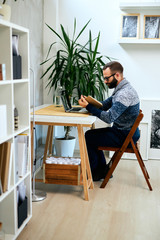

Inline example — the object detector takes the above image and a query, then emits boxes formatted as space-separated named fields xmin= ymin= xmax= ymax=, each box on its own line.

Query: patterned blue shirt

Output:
xmin=86 ymin=78 xmax=140 ymax=130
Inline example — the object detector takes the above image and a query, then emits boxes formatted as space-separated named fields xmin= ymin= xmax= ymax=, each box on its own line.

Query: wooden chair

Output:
xmin=98 ymin=110 xmax=152 ymax=191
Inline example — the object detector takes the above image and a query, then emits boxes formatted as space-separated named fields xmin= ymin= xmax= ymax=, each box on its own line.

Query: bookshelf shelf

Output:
xmin=120 ymin=2 xmax=160 ymax=10
xmin=0 ymin=20 xmax=32 ymax=239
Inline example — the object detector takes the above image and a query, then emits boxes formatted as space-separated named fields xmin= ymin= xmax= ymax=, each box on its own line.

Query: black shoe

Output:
xmin=92 ymin=164 xmax=113 ymax=181
xmin=102 ymin=164 xmax=113 ymax=179
xmin=92 ymin=171 xmax=104 ymax=181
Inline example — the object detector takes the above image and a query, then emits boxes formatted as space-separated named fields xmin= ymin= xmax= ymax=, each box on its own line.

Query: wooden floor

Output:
xmin=17 ymin=159 xmax=160 ymax=240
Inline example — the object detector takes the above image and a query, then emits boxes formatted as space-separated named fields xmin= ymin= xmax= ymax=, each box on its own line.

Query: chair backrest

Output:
xmin=119 ymin=110 xmax=143 ymax=152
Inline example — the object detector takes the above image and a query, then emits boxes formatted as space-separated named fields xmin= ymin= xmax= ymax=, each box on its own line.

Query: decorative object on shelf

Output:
xmin=14 ymin=105 xmax=19 ymax=130
xmin=12 ymin=35 xmax=22 ymax=79
xmin=143 ymin=15 xmax=160 ymax=39
xmin=0 ymin=2 xmax=11 ymax=21
xmin=120 ymin=13 xmax=140 ymax=39
xmin=0 ymin=0 xmax=24 ymax=21
xmin=17 ymin=182 xmax=27 ymax=228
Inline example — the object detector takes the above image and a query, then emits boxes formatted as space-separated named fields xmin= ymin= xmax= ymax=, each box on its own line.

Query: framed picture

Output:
xmin=143 ymin=15 xmax=160 ymax=39
xmin=120 ymin=14 xmax=140 ymax=39
xmin=140 ymin=99 xmax=160 ymax=160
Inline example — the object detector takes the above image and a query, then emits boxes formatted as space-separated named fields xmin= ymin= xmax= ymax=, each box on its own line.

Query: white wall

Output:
xmin=43 ymin=0 xmax=160 ymax=103
xmin=42 ymin=0 xmax=160 ymax=150
xmin=10 ymin=0 xmax=44 ymax=108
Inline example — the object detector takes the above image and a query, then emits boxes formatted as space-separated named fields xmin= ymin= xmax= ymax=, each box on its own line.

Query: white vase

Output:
xmin=0 ymin=4 xmax=11 ymax=21
xmin=55 ymin=136 xmax=76 ymax=157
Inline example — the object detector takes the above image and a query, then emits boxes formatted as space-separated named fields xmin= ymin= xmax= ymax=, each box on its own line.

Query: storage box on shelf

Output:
xmin=0 ymin=19 xmax=31 ymax=240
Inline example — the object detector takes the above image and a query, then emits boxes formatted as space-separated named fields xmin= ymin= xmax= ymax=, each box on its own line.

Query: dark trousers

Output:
xmin=85 ymin=126 xmax=140 ymax=173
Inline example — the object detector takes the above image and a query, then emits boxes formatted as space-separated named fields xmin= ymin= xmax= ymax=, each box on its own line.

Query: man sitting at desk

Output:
xmin=78 ymin=61 xmax=140 ymax=181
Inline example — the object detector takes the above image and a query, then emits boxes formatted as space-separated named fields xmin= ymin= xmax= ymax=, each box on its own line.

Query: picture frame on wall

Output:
xmin=143 ymin=15 xmax=160 ymax=39
xmin=140 ymin=99 xmax=160 ymax=160
xmin=120 ymin=14 xmax=140 ymax=39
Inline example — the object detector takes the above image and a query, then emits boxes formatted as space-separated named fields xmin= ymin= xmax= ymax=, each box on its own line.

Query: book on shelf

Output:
xmin=12 ymin=35 xmax=19 ymax=56
xmin=0 ymin=63 xmax=6 ymax=81
xmin=0 ymin=143 xmax=4 ymax=179
xmin=18 ymin=142 xmax=27 ymax=177
xmin=7 ymin=143 xmax=13 ymax=190
xmin=14 ymin=136 xmax=19 ymax=183
xmin=12 ymin=35 xmax=22 ymax=79
xmin=0 ymin=179 xmax=2 ymax=195
xmin=15 ymin=134 xmax=29 ymax=179
xmin=0 ymin=141 xmax=11 ymax=192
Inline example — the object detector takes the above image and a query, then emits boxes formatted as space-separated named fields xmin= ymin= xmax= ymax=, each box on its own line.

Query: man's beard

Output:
xmin=107 ymin=77 xmax=118 ymax=89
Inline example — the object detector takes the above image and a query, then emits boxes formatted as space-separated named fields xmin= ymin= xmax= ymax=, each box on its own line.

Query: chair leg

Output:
xmin=131 ymin=140 xmax=152 ymax=191
xmin=136 ymin=148 xmax=150 ymax=179
xmin=100 ymin=150 xmax=122 ymax=188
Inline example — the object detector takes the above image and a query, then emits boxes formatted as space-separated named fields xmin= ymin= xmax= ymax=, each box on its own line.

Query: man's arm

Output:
xmin=86 ymin=101 xmax=128 ymax=124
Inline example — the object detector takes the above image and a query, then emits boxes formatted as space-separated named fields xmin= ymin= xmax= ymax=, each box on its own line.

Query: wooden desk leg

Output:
xmin=83 ymin=134 xmax=94 ymax=190
xmin=49 ymin=126 xmax=54 ymax=155
xmin=91 ymin=123 xmax=95 ymax=129
xmin=43 ymin=125 xmax=53 ymax=164
xmin=77 ymin=125 xmax=94 ymax=201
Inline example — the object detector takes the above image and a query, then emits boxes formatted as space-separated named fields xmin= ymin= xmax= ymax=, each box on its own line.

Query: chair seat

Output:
xmin=98 ymin=146 xmax=136 ymax=153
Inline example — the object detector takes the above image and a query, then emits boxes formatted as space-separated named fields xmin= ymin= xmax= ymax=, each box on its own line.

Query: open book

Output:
xmin=85 ymin=96 xmax=103 ymax=109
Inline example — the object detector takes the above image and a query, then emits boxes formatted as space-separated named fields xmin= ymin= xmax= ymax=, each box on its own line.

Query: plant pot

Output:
xmin=55 ymin=136 xmax=76 ymax=157
xmin=0 ymin=4 xmax=11 ymax=21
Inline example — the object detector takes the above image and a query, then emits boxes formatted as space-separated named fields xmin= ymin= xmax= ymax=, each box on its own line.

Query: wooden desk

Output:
xmin=30 ymin=104 xmax=96 ymax=200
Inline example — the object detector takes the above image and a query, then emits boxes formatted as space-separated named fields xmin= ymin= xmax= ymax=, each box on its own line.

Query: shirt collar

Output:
xmin=112 ymin=78 xmax=128 ymax=95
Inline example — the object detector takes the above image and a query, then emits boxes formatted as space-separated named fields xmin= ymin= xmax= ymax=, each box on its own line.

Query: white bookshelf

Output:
xmin=0 ymin=19 xmax=32 ymax=239
xmin=119 ymin=1 xmax=160 ymax=44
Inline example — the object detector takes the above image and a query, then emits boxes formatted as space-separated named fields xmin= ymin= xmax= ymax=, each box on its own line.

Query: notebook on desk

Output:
xmin=60 ymin=90 xmax=87 ymax=113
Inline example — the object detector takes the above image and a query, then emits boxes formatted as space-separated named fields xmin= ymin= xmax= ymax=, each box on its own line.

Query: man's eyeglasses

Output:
xmin=104 ymin=73 xmax=116 ymax=81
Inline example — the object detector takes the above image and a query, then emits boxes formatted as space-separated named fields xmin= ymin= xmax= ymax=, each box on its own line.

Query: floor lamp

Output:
xmin=30 ymin=68 xmax=46 ymax=202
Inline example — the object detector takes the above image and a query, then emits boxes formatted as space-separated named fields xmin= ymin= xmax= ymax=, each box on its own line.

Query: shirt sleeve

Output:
xmin=86 ymin=100 xmax=128 ymax=124
xmin=101 ymin=96 xmax=112 ymax=110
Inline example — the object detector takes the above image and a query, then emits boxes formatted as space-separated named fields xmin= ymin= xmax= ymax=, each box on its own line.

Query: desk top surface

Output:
xmin=31 ymin=104 xmax=96 ymax=125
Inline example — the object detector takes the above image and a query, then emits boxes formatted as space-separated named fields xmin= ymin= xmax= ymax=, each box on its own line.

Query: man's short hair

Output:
xmin=103 ymin=61 xmax=123 ymax=74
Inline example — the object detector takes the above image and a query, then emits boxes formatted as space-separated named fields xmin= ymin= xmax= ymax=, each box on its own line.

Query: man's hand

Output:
xmin=78 ymin=95 xmax=89 ymax=108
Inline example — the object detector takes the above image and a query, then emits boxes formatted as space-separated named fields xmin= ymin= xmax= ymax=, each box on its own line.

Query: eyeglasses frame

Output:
xmin=104 ymin=73 xmax=116 ymax=82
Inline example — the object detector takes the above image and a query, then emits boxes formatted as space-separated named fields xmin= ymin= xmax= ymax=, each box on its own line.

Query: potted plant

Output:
xmin=41 ymin=19 xmax=109 ymax=103
xmin=54 ymin=126 xmax=76 ymax=157
xmin=41 ymin=19 xmax=110 ymax=157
